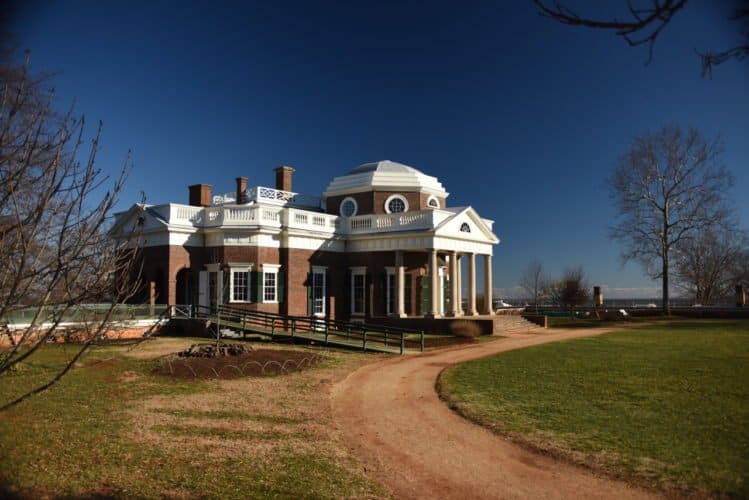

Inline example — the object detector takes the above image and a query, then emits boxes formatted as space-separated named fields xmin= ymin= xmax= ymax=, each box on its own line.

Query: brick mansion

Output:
xmin=110 ymin=161 xmax=499 ymax=323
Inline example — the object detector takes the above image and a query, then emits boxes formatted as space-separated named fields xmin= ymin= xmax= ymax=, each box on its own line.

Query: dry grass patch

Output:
xmin=1 ymin=339 xmax=389 ymax=498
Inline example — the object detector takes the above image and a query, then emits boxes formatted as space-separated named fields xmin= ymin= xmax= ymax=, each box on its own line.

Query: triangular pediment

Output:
xmin=109 ymin=204 xmax=167 ymax=238
xmin=433 ymin=206 xmax=499 ymax=244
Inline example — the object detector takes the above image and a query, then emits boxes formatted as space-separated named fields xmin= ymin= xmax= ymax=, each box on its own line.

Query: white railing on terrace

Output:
xmin=211 ymin=186 xmax=322 ymax=209
xmin=343 ymin=209 xmax=453 ymax=234
xmin=158 ymin=204 xmax=483 ymax=236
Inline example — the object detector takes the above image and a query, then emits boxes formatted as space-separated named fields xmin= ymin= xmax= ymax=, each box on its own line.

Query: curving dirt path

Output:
xmin=331 ymin=327 xmax=660 ymax=499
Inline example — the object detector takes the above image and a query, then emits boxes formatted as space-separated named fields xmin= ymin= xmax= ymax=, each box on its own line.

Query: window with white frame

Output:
xmin=351 ymin=267 xmax=366 ymax=315
xmin=312 ymin=266 xmax=326 ymax=315
xmin=229 ymin=265 xmax=251 ymax=302
xmin=339 ymin=197 xmax=358 ymax=217
xmin=460 ymin=222 xmax=471 ymax=233
xmin=384 ymin=194 xmax=409 ymax=214
xmin=427 ymin=195 xmax=440 ymax=209
xmin=263 ymin=264 xmax=280 ymax=303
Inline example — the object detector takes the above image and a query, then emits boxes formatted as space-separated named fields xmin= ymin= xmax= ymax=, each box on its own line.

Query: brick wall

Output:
xmin=326 ymin=190 xmax=448 ymax=216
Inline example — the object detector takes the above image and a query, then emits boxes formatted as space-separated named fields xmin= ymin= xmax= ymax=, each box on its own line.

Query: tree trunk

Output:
xmin=662 ymin=253 xmax=670 ymax=316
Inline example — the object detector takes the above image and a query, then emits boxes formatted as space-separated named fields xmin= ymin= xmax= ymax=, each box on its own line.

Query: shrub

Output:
xmin=449 ymin=320 xmax=482 ymax=338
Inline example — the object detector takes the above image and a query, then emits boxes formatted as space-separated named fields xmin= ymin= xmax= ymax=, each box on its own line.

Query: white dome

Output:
xmin=323 ymin=160 xmax=449 ymax=197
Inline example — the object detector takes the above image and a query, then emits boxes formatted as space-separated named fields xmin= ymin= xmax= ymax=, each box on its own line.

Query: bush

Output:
xmin=449 ymin=320 xmax=482 ymax=338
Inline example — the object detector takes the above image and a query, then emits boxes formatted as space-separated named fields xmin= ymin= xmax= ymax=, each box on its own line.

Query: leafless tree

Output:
xmin=673 ymin=227 xmax=747 ymax=305
xmin=533 ymin=0 xmax=749 ymax=77
xmin=548 ymin=266 xmax=590 ymax=310
xmin=609 ymin=125 xmax=733 ymax=315
xmin=518 ymin=259 xmax=547 ymax=312
xmin=0 ymin=56 xmax=142 ymax=410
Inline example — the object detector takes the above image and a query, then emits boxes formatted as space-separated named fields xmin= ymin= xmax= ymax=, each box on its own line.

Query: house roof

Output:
xmin=323 ymin=160 xmax=449 ymax=198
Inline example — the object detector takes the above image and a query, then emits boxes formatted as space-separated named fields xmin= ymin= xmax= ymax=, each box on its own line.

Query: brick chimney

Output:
xmin=274 ymin=165 xmax=295 ymax=192
xmin=188 ymin=184 xmax=212 ymax=207
xmin=236 ymin=177 xmax=248 ymax=204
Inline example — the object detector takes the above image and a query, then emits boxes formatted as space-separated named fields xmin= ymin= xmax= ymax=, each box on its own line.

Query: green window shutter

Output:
xmin=222 ymin=269 xmax=230 ymax=304
xmin=421 ymin=275 xmax=431 ymax=315
xmin=251 ymin=271 xmax=262 ymax=303
xmin=277 ymin=271 xmax=285 ymax=303
xmin=444 ymin=275 xmax=450 ymax=311
xmin=344 ymin=270 xmax=351 ymax=316
xmin=306 ymin=272 xmax=312 ymax=315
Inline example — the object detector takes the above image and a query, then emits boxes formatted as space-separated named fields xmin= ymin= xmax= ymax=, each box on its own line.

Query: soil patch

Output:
xmin=153 ymin=349 xmax=324 ymax=379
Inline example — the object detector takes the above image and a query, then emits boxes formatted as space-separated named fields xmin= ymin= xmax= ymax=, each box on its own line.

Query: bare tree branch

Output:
xmin=0 ymin=55 xmax=144 ymax=409
xmin=533 ymin=0 xmax=749 ymax=76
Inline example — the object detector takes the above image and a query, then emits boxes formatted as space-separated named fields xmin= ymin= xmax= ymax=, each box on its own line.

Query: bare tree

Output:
xmin=674 ymin=227 xmax=747 ymax=304
xmin=533 ymin=0 xmax=749 ymax=77
xmin=0 ymin=56 xmax=141 ymax=410
xmin=518 ymin=259 xmax=547 ymax=312
xmin=548 ymin=266 xmax=590 ymax=310
xmin=609 ymin=125 xmax=733 ymax=315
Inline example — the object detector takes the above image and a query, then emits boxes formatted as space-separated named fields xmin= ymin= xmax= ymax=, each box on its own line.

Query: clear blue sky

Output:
xmin=10 ymin=0 xmax=749 ymax=298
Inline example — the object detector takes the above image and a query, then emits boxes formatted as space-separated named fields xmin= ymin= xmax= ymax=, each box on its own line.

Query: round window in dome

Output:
xmin=385 ymin=194 xmax=409 ymax=214
xmin=340 ymin=197 xmax=358 ymax=217
xmin=427 ymin=195 xmax=440 ymax=209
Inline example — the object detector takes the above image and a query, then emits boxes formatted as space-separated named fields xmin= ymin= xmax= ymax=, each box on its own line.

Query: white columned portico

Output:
xmin=447 ymin=251 xmax=460 ymax=317
xmin=395 ymin=251 xmax=406 ymax=317
xmin=482 ymin=254 xmax=493 ymax=315
xmin=467 ymin=253 xmax=478 ymax=316
xmin=428 ymin=249 xmax=441 ymax=318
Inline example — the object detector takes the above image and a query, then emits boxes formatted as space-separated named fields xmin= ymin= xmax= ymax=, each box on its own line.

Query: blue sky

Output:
xmin=10 ymin=0 xmax=749 ymax=298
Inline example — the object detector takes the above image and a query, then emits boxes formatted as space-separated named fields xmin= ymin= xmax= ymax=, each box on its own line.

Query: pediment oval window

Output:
xmin=460 ymin=222 xmax=471 ymax=233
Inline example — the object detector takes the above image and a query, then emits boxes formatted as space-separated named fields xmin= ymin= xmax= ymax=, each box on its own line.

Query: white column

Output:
xmin=396 ymin=251 xmax=406 ymax=317
xmin=482 ymin=254 xmax=493 ymax=315
xmin=447 ymin=251 xmax=460 ymax=317
xmin=467 ymin=253 xmax=478 ymax=316
xmin=428 ymin=249 xmax=441 ymax=317
xmin=456 ymin=254 xmax=463 ymax=315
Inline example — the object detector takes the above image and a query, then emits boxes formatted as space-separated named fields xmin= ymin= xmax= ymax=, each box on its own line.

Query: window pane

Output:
xmin=353 ymin=274 xmax=365 ymax=314
xmin=233 ymin=271 xmax=248 ymax=301
xmin=312 ymin=271 xmax=325 ymax=314
xmin=388 ymin=198 xmax=405 ymax=213
xmin=264 ymin=271 xmax=276 ymax=302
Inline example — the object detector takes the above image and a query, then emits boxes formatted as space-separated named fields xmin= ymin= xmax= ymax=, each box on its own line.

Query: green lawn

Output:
xmin=439 ymin=320 xmax=749 ymax=497
xmin=0 ymin=339 xmax=385 ymax=499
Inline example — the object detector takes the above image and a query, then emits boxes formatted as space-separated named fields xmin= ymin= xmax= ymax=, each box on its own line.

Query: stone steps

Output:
xmin=491 ymin=315 xmax=542 ymax=335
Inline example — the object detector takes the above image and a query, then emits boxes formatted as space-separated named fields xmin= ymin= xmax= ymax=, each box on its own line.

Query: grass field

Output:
xmin=439 ymin=320 xmax=749 ymax=497
xmin=0 ymin=338 xmax=386 ymax=498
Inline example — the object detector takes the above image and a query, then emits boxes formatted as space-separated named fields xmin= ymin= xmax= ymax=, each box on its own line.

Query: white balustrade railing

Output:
xmin=160 ymin=202 xmax=446 ymax=236
xmin=345 ymin=210 xmax=434 ymax=234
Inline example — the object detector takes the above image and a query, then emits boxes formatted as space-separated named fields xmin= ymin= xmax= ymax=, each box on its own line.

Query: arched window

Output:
xmin=340 ymin=197 xmax=358 ymax=217
xmin=427 ymin=196 xmax=440 ymax=209
xmin=385 ymin=194 xmax=409 ymax=214
xmin=460 ymin=222 xmax=471 ymax=233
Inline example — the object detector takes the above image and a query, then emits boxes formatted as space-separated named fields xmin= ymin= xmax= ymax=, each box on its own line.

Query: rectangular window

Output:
xmin=385 ymin=268 xmax=395 ymax=315
xmin=264 ymin=270 xmax=277 ymax=302
xmin=351 ymin=268 xmax=366 ymax=315
xmin=232 ymin=270 xmax=249 ymax=302
xmin=312 ymin=268 xmax=326 ymax=315
xmin=261 ymin=264 xmax=281 ymax=303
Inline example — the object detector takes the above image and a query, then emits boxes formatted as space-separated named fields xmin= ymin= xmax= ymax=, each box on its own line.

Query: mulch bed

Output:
xmin=153 ymin=348 xmax=324 ymax=379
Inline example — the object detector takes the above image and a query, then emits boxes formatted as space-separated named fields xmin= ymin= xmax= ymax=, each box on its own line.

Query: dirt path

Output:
xmin=331 ymin=327 xmax=660 ymax=499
